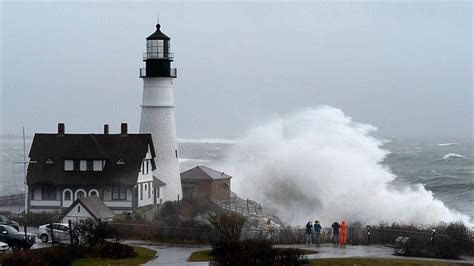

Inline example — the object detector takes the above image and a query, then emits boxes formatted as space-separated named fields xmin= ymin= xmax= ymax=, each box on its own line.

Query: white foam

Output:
xmin=220 ymin=106 xmax=472 ymax=227
xmin=178 ymin=138 xmax=237 ymax=144
xmin=438 ymin=143 xmax=460 ymax=146
xmin=443 ymin=153 xmax=469 ymax=160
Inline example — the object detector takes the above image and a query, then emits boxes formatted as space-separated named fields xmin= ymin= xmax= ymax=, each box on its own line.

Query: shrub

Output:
xmin=209 ymin=212 xmax=246 ymax=242
xmin=278 ymin=248 xmax=308 ymax=265
xmin=94 ymin=241 xmax=137 ymax=259
xmin=0 ymin=242 xmax=136 ymax=266
xmin=73 ymin=219 xmax=117 ymax=246
xmin=211 ymin=239 xmax=306 ymax=266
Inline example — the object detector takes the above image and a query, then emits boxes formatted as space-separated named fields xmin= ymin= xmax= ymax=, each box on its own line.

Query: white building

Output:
xmin=26 ymin=123 xmax=167 ymax=214
xmin=139 ymin=23 xmax=182 ymax=202
xmin=62 ymin=196 xmax=115 ymax=224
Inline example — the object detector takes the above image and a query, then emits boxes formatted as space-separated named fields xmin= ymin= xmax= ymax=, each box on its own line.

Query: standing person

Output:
xmin=314 ymin=220 xmax=322 ymax=246
xmin=340 ymin=220 xmax=347 ymax=246
xmin=331 ymin=221 xmax=340 ymax=244
xmin=305 ymin=221 xmax=313 ymax=245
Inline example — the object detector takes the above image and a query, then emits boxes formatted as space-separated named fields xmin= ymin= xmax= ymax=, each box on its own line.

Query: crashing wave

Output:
xmin=221 ymin=106 xmax=472 ymax=226
xmin=443 ymin=153 xmax=469 ymax=160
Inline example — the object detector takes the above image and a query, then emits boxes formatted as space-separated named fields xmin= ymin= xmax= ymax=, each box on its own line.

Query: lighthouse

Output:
xmin=139 ymin=23 xmax=182 ymax=202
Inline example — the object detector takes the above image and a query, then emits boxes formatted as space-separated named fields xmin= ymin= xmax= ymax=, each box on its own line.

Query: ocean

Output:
xmin=1 ymin=135 xmax=472 ymax=224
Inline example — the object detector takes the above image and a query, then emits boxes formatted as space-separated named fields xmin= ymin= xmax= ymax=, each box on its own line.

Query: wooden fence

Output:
xmin=218 ymin=201 xmax=263 ymax=217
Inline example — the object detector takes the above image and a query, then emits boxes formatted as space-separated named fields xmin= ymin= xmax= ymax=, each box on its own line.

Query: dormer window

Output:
xmin=116 ymin=159 xmax=125 ymax=165
xmin=45 ymin=158 xmax=54 ymax=164
xmin=65 ymin=160 xmax=105 ymax=171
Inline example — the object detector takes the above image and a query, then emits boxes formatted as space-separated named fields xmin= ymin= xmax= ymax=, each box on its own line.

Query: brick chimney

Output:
xmin=120 ymin=123 xmax=128 ymax=136
xmin=103 ymin=124 xmax=109 ymax=134
xmin=58 ymin=123 xmax=65 ymax=136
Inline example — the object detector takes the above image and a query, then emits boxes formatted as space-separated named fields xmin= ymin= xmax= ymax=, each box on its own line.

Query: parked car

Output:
xmin=0 ymin=225 xmax=35 ymax=251
xmin=0 ymin=241 xmax=8 ymax=253
xmin=37 ymin=223 xmax=79 ymax=244
xmin=0 ymin=214 xmax=20 ymax=231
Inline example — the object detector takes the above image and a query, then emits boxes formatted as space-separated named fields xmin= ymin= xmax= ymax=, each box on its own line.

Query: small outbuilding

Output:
xmin=62 ymin=196 xmax=115 ymax=224
xmin=180 ymin=166 xmax=231 ymax=202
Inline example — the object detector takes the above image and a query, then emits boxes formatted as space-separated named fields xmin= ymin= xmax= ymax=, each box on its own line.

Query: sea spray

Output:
xmin=220 ymin=106 xmax=472 ymax=226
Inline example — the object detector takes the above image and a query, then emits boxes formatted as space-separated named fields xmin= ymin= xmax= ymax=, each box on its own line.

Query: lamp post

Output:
xmin=366 ymin=225 xmax=372 ymax=245
xmin=430 ymin=228 xmax=436 ymax=246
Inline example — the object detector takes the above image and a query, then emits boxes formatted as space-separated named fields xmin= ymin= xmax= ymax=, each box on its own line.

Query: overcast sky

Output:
xmin=1 ymin=1 xmax=472 ymax=138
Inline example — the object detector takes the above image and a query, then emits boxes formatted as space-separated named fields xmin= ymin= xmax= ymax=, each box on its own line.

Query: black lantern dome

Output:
xmin=146 ymin=24 xmax=170 ymax=40
xmin=140 ymin=24 xmax=177 ymax=78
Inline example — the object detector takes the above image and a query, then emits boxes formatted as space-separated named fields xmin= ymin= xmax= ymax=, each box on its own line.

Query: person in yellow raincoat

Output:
xmin=339 ymin=220 xmax=347 ymax=245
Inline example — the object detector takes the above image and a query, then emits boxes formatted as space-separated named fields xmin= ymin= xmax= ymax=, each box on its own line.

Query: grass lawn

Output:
xmin=72 ymin=245 xmax=156 ymax=266
xmin=188 ymin=248 xmax=318 ymax=262
xmin=188 ymin=249 xmax=213 ymax=262
xmin=307 ymin=258 xmax=467 ymax=266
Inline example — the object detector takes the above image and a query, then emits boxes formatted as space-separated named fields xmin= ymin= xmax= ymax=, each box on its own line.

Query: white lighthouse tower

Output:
xmin=139 ymin=23 xmax=182 ymax=202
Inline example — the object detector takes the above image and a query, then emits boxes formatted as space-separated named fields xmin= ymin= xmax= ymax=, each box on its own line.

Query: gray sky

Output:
xmin=1 ymin=1 xmax=472 ymax=138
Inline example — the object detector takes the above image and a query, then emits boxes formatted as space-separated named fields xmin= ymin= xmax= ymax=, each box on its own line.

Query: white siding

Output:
xmin=62 ymin=202 xmax=93 ymax=223
xmin=64 ymin=160 xmax=73 ymax=171
xmin=137 ymin=181 xmax=156 ymax=207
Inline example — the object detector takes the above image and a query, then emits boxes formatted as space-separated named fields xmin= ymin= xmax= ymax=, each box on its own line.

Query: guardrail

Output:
xmin=143 ymin=52 xmax=174 ymax=60
xmin=108 ymin=223 xmax=474 ymax=247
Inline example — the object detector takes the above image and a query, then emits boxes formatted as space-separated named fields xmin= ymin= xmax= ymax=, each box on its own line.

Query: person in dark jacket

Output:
xmin=314 ymin=220 xmax=322 ymax=246
xmin=305 ymin=221 xmax=313 ymax=244
xmin=331 ymin=221 xmax=340 ymax=244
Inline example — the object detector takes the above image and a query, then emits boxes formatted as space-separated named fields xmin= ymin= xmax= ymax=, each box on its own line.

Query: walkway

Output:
xmin=124 ymin=240 xmax=210 ymax=265
xmin=123 ymin=241 xmax=474 ymax=265
xmin=277 ymin=244 xmax=474 ymax=264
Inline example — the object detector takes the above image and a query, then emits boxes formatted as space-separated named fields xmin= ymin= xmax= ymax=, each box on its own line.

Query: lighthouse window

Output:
xmin=146 ymin=40 xmax=165 ymax=59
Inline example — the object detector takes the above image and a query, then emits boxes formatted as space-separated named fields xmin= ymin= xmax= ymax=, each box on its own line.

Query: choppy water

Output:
xmin=1 ymin=135 xmax=472 ymax=220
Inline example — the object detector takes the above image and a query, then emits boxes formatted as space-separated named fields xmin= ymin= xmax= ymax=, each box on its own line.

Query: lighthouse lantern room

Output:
xmin=140 ymin=24 xmax=177 ymax=78
xmin=139 ymin=23 xmax=182 ymax=202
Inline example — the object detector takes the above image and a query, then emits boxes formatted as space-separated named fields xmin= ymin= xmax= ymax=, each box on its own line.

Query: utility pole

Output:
xmin=23 ymin=128 xmax=27 ymax=216
xmin=13 ymin=127 xmax=36 ymax=229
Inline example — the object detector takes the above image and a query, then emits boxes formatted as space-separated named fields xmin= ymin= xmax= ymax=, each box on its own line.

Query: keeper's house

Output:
xmin=26 ymin=123 xmax=166 ymax=214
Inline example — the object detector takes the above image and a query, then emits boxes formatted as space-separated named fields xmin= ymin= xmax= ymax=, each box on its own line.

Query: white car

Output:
xmin=37 ymin=223 xmax=79 ymax=244
xmin=0 ymin=241 xmax=8 ymax=253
